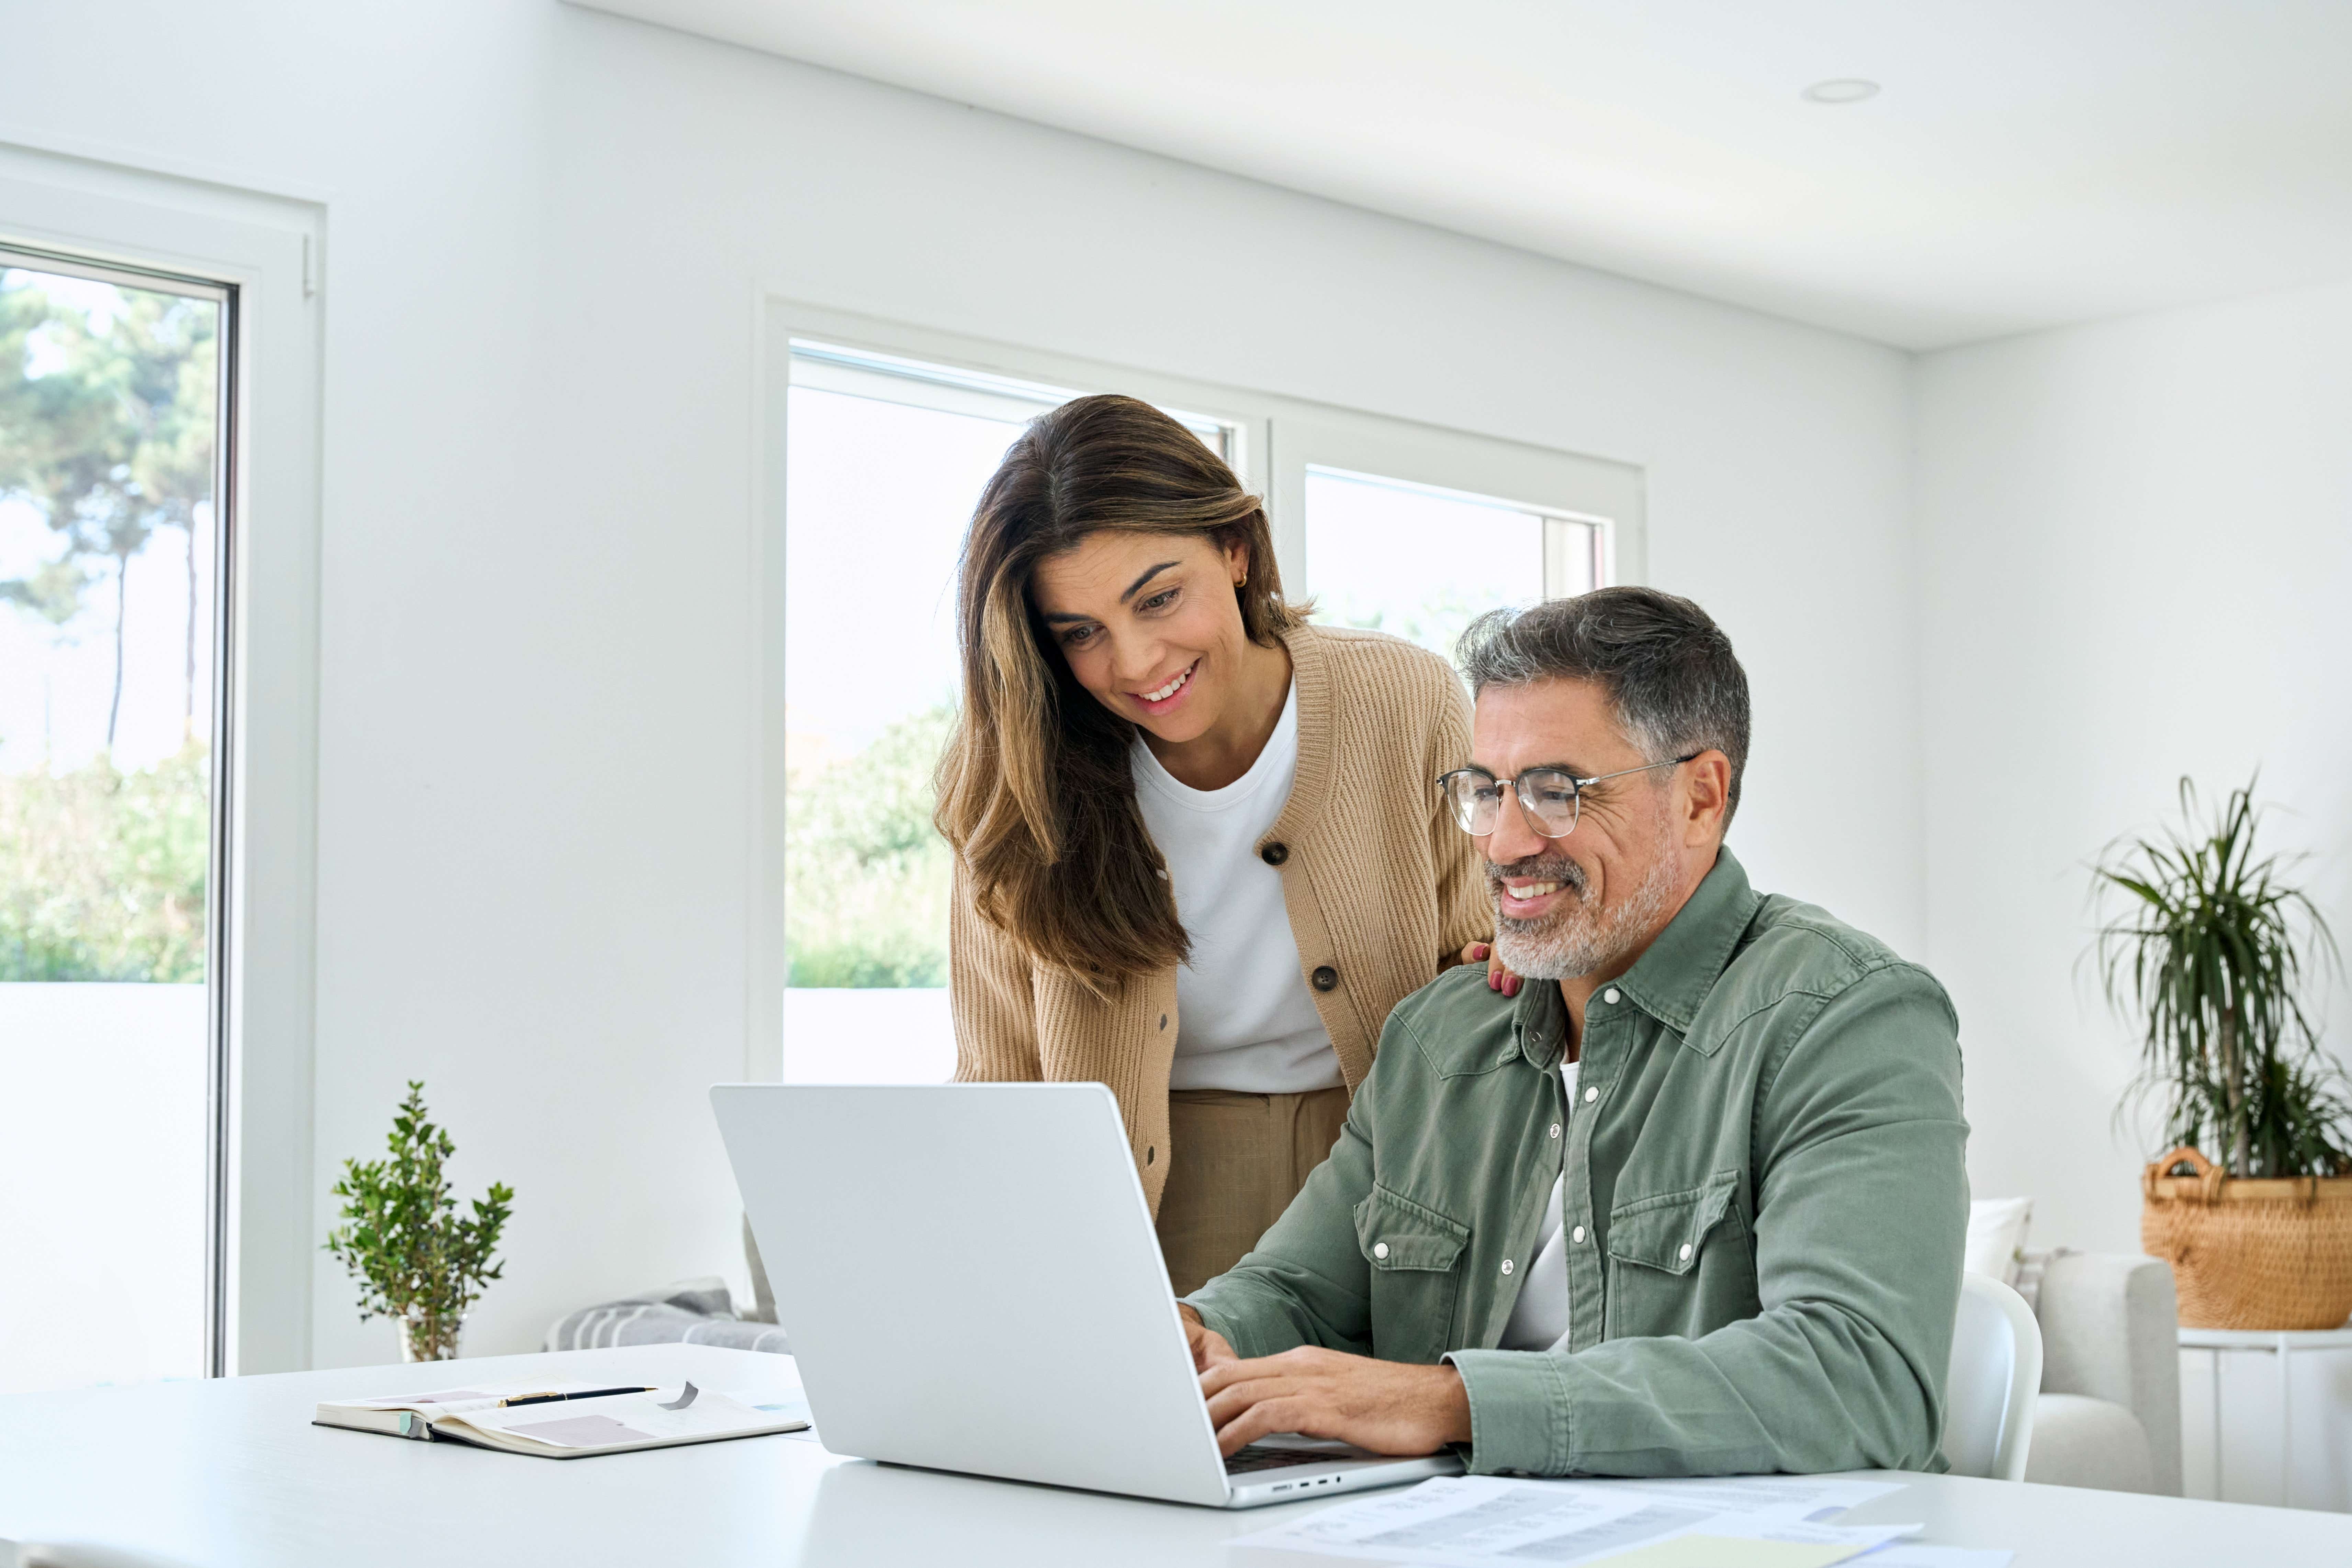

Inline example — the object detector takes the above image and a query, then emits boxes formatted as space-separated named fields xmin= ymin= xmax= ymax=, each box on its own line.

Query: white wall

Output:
xmin=1921 ymin=285 xmax=2352 ymax=1512
xmin=1917 ymin=278 xmax=2352 ymax=1256
xmin=3 ymin=0 xmax=1918 ymax=1366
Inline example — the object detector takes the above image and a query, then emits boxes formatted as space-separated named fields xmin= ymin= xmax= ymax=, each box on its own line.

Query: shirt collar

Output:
xmin=1613 ymin=847 xmax=1759 ymax=1036
xmin=1512 ymin=974 xmax=1569 ymax=1070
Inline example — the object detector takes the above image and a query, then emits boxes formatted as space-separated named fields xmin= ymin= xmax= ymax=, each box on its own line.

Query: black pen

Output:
xmin=497 ymin=1386 xmax=655 ymax=1408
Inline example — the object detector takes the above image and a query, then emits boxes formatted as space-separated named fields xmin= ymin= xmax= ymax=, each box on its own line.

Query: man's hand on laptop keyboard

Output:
xmin=1193 ymin=1345 xmax=1472 ymax=1459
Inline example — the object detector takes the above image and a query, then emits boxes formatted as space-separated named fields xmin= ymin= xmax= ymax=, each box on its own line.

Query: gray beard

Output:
xmin=1488 ymin=823 xmax=1682 ymax=983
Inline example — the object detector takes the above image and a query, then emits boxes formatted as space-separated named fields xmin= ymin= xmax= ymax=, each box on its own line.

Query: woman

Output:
xmin=936 ymin=394 xmax=1498 ymax=1294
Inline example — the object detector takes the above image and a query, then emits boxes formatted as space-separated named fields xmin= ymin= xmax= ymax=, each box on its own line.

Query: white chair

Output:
xmin=1943 ymin=1271 xmax=2043 ymax=1481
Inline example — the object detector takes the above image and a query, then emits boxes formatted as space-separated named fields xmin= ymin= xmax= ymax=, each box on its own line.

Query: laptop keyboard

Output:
xmin=1224 ymin=1445 xmax=1334 ymax=1474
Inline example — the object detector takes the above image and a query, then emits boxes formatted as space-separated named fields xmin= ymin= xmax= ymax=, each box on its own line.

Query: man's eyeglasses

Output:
xmin=1436 ymin=755 xmax=1700 ymax=838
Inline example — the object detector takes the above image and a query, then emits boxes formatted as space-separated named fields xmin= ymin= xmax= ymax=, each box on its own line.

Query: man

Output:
xmin=1179 ymin=587 xmax=1967 ymax=1478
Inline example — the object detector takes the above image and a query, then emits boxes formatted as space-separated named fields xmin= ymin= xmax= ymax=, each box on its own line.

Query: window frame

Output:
xmin=0 ymin=140 xmax=325 ymax=1379
xmin=1275 ymin=410 xmax=1643 ymax=601
xmin=747 ymin=298 xmax=1646 ymax=1082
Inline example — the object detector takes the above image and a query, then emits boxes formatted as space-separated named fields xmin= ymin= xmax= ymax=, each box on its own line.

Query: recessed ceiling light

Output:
xmin=1802 ymin=79 xmax=1880 ymax=105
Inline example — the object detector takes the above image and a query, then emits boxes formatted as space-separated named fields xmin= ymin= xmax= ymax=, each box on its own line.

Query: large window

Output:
xmin=778 ymin=349 xmax=1064 ymax=1084
xmin=0 ymin=248 xmax=227 ymax=1394
xmin=759 ymin=308 xmax=1641 ymax=1089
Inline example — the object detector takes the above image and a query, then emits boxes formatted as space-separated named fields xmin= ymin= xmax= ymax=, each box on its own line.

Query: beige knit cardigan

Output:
xmin=949 ymin=620 xmax=1492 ymax=1217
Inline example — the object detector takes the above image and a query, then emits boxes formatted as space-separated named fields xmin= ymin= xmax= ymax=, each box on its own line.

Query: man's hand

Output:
xmin=1198 ymin=1345 xmax=1472 ymax=1457
xmin=1179 ymin=1304 xmax=1238 ymax=1373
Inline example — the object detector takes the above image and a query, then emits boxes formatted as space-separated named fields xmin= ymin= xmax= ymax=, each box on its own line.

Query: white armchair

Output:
xmin=2018 ymin=1250 xmax=2183 ymax=1495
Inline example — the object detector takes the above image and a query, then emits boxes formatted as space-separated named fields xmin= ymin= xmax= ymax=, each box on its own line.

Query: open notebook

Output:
xmin=313 ymin=1378 xmax=808 ymax=1458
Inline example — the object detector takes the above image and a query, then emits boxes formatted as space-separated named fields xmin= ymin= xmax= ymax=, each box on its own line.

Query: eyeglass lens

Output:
xmin=1444 ymin=769 xmax=1581 ymax=837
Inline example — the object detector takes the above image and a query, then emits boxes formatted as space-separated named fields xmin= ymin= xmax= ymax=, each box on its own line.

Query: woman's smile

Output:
xmin=1131 ymin=658 xmax=1201 ymax=716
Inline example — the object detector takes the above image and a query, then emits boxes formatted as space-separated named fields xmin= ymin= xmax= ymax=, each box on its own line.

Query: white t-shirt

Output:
xmin=1498 ymin=1058 xmax=1582 ymax=1351
xmin=1130 ymin=682 xmax=1343 ymax=1094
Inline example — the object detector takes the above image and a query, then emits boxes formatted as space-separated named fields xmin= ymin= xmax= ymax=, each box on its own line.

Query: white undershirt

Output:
xmin=1131 ymin=681 xmax=1343 ymax=1094
xmin=1499 ymin=1058 xmax=1582 ymax=1351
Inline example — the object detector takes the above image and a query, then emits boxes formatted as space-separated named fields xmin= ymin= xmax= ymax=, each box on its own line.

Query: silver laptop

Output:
xmin=710 ymin=1082 xmax=1463 ymax=1508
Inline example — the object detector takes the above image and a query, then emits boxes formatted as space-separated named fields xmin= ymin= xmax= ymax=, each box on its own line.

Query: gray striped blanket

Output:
xmin=542 ymin=1276 xmax=790 ymax=1354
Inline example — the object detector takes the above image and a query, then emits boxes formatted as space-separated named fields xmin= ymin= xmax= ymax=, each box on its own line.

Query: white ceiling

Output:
xmin=583 ymin=0 xmax=2352 ymax=349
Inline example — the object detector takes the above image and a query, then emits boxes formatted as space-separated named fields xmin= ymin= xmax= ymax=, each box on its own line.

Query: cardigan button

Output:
xmin=1260 ymin=842 xmax=1289 ymax=866
xmin=1311 ymin=965 xmax=1339 ymax=992
xmin=1159 ymin=1014 xmax=1168 ymax=1030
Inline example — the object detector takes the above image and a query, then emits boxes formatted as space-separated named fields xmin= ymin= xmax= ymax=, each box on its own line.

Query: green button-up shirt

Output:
xmin=1184 ymin=849 xmax=1968 ymax=1478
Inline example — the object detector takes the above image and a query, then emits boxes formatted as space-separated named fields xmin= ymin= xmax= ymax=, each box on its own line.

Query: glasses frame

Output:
xmin=1436 ymin=753 xmax=1701 ymax=838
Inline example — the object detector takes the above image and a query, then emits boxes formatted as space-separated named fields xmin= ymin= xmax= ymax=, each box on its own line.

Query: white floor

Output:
xmin=0 ymin=982 xmax=209 ymax=1395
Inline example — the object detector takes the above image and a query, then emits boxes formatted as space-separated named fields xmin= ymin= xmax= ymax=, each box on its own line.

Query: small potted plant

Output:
xmin=325 ymin=1081 xmax=515 ymax=1361
xmin=2092 ymin=777 xmax=2352 ymax=1329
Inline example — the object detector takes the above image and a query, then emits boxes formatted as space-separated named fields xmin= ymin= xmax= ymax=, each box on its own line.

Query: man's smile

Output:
xmin=1497 ymin=878 xmax=1570 ymax=918
xmin=1489 ymin=856 xmax=1587 ymax=923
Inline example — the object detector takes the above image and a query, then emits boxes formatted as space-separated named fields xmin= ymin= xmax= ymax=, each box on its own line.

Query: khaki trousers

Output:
xmin=1155 ymin=1086 xmax=1351 ymax=1297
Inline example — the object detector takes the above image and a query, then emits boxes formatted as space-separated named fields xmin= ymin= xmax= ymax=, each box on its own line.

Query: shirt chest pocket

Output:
xmin=1352 ymin=1184 xmax=1469 ymax=1365
xmin=1603 ymin=1169 xmax=1758 ymax=1341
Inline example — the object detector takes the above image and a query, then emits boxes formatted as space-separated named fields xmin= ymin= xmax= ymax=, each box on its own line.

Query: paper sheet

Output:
xmin=1225 ymin=1476 xmax=1921 ymax=1568
xmin=341 ymin=1379 xmax=632 ymax=1421
xmin=1591 ymin=1537 xmax=1871 ymax=1568
xmin=1575 ymin=1478 xmax=1906 ymax=1519
xmin=453 ymin=1386 xmax=789 ymax=1450
xmin=1281 ymin=1480 xmax=1650 ymax=1560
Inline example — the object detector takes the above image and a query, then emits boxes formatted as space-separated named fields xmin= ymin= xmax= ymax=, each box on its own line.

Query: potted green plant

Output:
xmin=325 ymin=1081 xmax=515 ymax=1361
xmin=2091 ymin=777 xmax=2352 ymax=1329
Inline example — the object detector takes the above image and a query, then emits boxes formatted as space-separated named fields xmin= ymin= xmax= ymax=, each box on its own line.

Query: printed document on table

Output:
xmin=1594 ymin=1536 xmax=1891 ymax=1568
xmin=1574 ymin=1477 xmax=1906 ymax=1518
xmin=1638 ymin=1520 xmax=1923 ymax=1565
xmin=1224 ymin=1476 xmax=1920 ymax=1568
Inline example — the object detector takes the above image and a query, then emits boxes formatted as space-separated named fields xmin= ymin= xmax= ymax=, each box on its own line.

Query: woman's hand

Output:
xmin=1458 ymin=940 xmax=1523 ymax=999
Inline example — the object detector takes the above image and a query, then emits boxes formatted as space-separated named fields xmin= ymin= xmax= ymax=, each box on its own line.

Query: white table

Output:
xmin=2178 ymin=1324 xmax=2352 ymax=1508
xmin=4 ymin=1343 xmax=2350 ymax=1567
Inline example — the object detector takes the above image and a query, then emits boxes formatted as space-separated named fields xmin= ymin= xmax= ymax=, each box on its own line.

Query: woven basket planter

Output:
xmin=2141 ymin=1145 xmax=2352 ymax=1329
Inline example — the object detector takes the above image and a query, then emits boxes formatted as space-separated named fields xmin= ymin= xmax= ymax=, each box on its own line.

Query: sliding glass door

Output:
xmin=0 ymin=247 xmax=232 ymax=1392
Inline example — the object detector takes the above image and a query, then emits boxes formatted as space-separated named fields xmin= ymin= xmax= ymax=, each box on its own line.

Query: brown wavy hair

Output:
xmin=933 ymin=394 xmax=1304 ymax=993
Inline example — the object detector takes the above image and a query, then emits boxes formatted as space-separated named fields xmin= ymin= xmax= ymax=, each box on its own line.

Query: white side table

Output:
xmin=2178 ymin=1324 xmax=2352 ymax=1507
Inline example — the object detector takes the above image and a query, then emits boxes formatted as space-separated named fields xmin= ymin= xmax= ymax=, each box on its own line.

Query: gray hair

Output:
xmin=1455 ymin=587 xmax=1751 ymax=827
